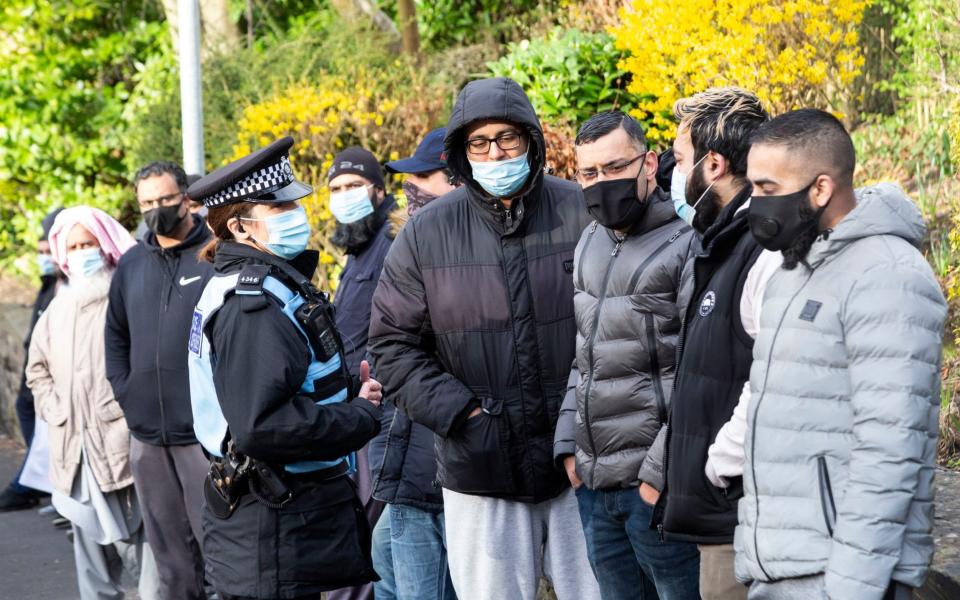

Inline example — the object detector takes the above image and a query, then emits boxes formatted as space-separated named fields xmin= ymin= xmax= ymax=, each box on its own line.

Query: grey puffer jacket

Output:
xmin=554 ymin=190 xmax=695 ymax=490
xmin=734 ymin=183 xmax=947 ymax=599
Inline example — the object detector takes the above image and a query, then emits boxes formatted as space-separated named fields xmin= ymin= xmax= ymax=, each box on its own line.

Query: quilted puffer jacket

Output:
xmin=734 ymin=183 xmax=947 ymax=599
xmin=553 ymin=190 xmax=694 ymax=490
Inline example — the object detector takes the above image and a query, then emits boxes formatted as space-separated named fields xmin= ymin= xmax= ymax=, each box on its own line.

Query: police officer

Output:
xmin=187 ymin=137 xmax=383 ymax=600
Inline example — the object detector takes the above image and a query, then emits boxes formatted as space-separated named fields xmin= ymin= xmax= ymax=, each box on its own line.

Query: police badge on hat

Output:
xmin=188 ymin=137 xmax=313 ymax=208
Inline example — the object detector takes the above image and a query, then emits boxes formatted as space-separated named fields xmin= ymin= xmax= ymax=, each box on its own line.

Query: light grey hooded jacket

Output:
xmin=734 ymin=183 xmax=947 ymax=599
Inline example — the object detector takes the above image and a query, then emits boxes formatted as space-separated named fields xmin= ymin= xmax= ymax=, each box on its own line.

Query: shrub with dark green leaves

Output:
xmin=415 ymin=0 xmax=557 ymax=50
xmin=487 ymin=28 xmax=637 ymax=131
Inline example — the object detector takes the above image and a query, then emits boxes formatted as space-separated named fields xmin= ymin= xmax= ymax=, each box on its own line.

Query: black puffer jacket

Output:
xmin=368 ymin=77 xmax=591 ymax=503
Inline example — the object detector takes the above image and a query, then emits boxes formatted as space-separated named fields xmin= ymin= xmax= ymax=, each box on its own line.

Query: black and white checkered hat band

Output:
xmin=206 ymin=157 xmax=295 ymax=206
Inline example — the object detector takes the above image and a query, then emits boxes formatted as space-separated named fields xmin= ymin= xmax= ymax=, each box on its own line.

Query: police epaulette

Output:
xmin=236 ymin=265 xmax=271 ymax=296
xmin=236 ymin=264 xmax=272 ymax=312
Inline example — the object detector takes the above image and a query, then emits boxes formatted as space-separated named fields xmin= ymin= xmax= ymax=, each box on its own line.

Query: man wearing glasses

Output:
xmin=553 ymin=110 xmax=699 ymax=599
xmin=369 ymin=77 xmax=601 ymax=599
xmin=105 ymin=161 xmax=213 ymax=600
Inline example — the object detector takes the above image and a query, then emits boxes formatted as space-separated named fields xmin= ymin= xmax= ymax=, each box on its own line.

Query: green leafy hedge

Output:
xmin=487 ymin=28 xmax=635 ymax=130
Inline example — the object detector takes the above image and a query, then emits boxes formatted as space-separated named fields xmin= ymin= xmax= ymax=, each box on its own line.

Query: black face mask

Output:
xmin=144 ymin=204 xmax=185 ymax=236
xmin=583 ymin=176 xmax=649 ymax=231
xmin=748 ymin=180 xmax=826 ymax=251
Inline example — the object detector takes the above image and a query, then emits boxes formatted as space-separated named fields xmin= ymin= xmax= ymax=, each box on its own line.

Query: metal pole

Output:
xmin=178 ymin=0 xmax=204 ymax=175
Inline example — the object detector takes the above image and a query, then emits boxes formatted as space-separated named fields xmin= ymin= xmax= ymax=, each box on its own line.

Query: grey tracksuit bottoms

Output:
xmin=442 ymin=486 xmax=601 ymax=600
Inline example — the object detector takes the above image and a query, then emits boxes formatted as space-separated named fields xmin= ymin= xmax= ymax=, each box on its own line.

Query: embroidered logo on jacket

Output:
xmin=699 ymin=291 xmax=717 ymax=316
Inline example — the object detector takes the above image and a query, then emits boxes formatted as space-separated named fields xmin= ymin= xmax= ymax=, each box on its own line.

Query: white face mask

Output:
xmin=329 ymin=185 xmax=375 ymax=224
xmin=67 ymin=247 xmax=105 ymax=279
xmin=670 ymin=154 xmax=714 ymax=226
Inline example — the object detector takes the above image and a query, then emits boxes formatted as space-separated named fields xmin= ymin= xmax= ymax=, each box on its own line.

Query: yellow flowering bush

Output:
xmin=229 ymin=68 xmax=446 ymax=292
xmin=611 ymin=0 xmax=871 ymax=141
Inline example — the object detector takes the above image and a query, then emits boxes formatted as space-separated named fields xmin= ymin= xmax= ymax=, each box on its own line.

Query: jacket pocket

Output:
xmin=277 ymin=477 xmax=375 ymax=587
xmin=817 ymin=456 xmax=837 ymax=536
xmin=439 ymin=397 xmax=516 ymax=495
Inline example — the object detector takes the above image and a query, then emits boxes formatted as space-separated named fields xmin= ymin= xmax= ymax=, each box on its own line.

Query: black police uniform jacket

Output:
xmin=200 ymin=242 xmax=382 ymax=599
xmin=105 ymin=216 xmax=213 ymax=446
xmin=368 ymin=77 xmax=592 ymax=503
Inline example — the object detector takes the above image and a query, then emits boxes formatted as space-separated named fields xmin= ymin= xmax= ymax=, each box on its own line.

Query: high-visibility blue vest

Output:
xmin=188 ymin=271 xmax=354 ymax=474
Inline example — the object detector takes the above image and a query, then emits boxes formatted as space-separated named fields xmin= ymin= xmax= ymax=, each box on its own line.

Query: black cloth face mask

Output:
xmin=583 ymin=175 xmax=649 ymax=231
xmin=748 ymin=179 xmax=826 ymax=251
xmin=144 ymin=204 xmax=185 ymax=236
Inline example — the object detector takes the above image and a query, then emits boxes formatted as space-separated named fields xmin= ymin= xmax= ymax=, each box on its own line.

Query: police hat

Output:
xmin=188 ymin=137 xmax=313 ymax=208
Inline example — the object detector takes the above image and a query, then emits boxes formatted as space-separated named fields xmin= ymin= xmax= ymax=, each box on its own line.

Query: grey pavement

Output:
xmin=0 ymin=434 xmax=78 ymax=600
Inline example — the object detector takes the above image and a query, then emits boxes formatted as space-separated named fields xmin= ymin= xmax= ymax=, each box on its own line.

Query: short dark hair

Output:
xmin=750 ymin=108 xmax=856 ymax=187
xmin=575 ymin=110 xmax=647 ymax=151
xmin=134 ymin=161 xmax=188 ymax=193
xmin=673 ymin=87 xmax=769 ymax=179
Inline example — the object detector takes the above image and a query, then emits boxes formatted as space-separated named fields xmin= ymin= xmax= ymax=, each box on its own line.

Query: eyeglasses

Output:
xmin=576 ymin=155 xmax=645 ymax=184
xmin=138 ymin=192 xmax=184 ymax=211
xmin=465 ymin=131 xmax=524 ymax=156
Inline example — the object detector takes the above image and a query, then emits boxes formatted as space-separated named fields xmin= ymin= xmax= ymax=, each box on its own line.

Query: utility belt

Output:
xmin=204 ymin=441 xmax=350 ymax=519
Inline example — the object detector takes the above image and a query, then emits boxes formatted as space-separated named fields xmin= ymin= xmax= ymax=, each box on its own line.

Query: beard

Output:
xmin=330 ymin=209 xmax=386 ymax=254
xmin=781 ymin=199 xmax=821 ymax=270
xmin=687 ymin=161 xmax=722 ymax=234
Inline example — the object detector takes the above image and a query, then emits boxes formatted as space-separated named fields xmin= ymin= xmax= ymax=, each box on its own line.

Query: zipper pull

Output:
xmin=657 ymin=523 xmax=665 ymax=542
xmin=612 ymin=239 xmax=624 ymax=257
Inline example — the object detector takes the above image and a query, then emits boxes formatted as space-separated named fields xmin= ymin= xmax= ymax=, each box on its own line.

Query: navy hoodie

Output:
xmin=105 ymin=216 xmax=213 ymax=445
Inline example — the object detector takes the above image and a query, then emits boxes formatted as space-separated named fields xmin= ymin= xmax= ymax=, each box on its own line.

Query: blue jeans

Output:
xmin=374 ymin=504 xmax=456 ymax=600
xmin=576 ymin=486 xmax=699 ymax=600
xmin=372 ymin=508 xmax=396 ymax=599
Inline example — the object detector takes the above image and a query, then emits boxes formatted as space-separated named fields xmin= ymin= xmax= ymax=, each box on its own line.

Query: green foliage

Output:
xmin=487 ymin=28 xmax=635 ymax=129
xmin=0 ymin=0 xmax=167 ymax=268
xmin=414 ymin=0 xmax=558 ymax=50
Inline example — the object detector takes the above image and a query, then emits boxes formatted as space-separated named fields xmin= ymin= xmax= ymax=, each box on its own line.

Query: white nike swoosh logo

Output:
xmin=179 ymin=276 xmax=202 ymax=286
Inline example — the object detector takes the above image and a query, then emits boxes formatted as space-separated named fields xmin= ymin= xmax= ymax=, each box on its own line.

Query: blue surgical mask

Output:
xmin=67 ymin=248 xmax=105 ymax=279
xmin=329 ymin=185 xmax=375 ymax=224
xmin=244 ymin=206 xmax=312 ymax=260
xmin=468 ymin=152 xmax=530 ymax=198
xmin=670 ymin=154 xmax=711 ymax=227
xmin=36 ymin=253 xmax=55 ymax=277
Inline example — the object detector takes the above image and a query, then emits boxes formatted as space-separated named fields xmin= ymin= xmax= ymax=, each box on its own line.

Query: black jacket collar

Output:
xmin=698 ymin=185 xmax=753 ymax=258
xmin=214 ymin=242 xmax=319 ymax=286
xmin=144 ymin=215 xmax=210 ymax=254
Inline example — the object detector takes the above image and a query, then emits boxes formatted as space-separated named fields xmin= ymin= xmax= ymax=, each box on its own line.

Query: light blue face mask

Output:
xmin=244 ymin=206 xmax=312 ymax=260
xmin=329 ymin=185 xmax=375 ymax=224
xmin=36 ymin=253 xmax=55 ymax=277
xmin=468 ymin=152 xmax=531 ymax=198
xmin=671 ymin=154 xmax=711 ymax=227
xmin=67 ymin=248 xmax=105 ymax=279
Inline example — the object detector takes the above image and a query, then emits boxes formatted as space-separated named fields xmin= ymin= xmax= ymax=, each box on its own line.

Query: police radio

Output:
xmin=294 ymin=300 xmax=341 ymax=362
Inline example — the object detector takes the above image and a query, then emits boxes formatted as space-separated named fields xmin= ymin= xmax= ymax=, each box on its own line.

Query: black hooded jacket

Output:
xmin=105 ymin=216 xmax=214 ymax=445
xmin=368 ymin=77 xmax=592 ymax=503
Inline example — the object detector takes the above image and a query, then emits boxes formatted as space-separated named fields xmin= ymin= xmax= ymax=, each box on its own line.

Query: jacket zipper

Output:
xmin=645 ymin=313 xmax=667 ymax=424
xmin=748 ymin=272 xmax=814 ymax=578
xmin=155 ymin=251 xmax=172 ymax=445
xmin=817 ymin=456 xmax=837 ymax=536
xmin=657 ymin=229 xmax=695 ymax=541
xmin=583 ymin=232 xmax=623 ymax=488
